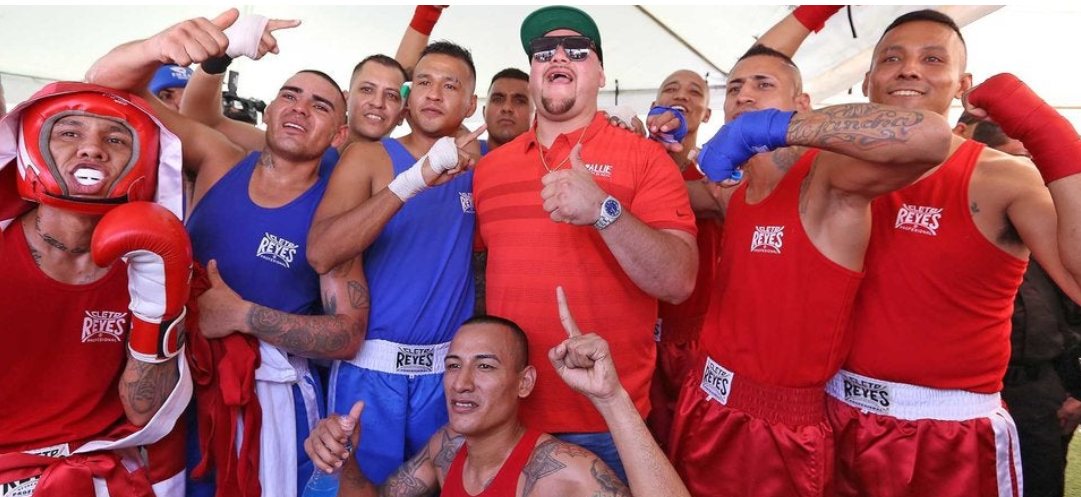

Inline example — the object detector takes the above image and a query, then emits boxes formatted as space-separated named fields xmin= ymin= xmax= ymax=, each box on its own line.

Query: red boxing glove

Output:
xmin=968 ymin=73 xmax=1081 ymax=184
xmin=410 ymin=5 xmax=444 ymax=36
xmin=793 ymin=5 xmax=844 ymax=33
xmin=92 ymin=202 xmax=193 ymax=363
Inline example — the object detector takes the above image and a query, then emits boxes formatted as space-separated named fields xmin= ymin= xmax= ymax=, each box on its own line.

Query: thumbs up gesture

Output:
xmin=549 ymin=287 xmax=623 ymax=404
xmin=196 ymin=259 xmax=252 ymax=339
xmin=540 ymin=144 xmax=608 ymax=225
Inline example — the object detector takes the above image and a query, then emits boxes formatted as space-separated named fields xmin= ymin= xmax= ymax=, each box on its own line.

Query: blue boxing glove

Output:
xmin=647 ymin=106 xmax=688 ymax=144
xmin=697 ymin=108 xmax=794 ymax=182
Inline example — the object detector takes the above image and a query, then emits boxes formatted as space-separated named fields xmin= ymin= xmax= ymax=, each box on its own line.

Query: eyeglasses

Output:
xmin=529 ymin=36 xmax=594 ymax=63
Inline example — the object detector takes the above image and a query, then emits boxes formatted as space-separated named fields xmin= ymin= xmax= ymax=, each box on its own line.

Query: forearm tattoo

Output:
xmin=788 ymin=104 xmax=925 ymax=150
xmin=246 ymin=304 xmax=361 ymax=357
xmin=120 ymin=353 xmax=179 ymax=418
xmin=380 ymin=445 xmax=434 ymax=497
xmin=589 ymin=461 xmax=630 ymax=497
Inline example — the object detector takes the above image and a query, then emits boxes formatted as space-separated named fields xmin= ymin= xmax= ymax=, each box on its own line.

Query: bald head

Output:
xmin=654 ymin=69 xmax=712 ymax=133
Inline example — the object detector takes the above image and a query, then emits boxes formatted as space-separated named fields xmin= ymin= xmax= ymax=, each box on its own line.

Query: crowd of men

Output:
xmin=1 ymin=4 xmax=1080 ymax=497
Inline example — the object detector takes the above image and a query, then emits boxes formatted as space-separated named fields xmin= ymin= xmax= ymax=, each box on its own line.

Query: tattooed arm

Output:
xmin=196 ymin=256 xmax=367 ymax=360
xmin=336 ymin=425 xmax=452 ymax=497
xmin=544 ymin=291 xmax=689 ymax=497
xmin=516 ymin=436 xmax=631 ymax=497
xmin=787 ymin=103 xmax=952 ymax=197
xmin=118 ymin=353 xmax=180 ymax=426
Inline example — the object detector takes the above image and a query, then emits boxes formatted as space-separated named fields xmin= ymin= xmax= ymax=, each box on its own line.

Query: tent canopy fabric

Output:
xmin=2 ymin=5 xmax=1078 ymax=135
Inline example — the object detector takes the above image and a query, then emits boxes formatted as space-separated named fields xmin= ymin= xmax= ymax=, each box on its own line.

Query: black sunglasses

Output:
xmin=529 ymin=36 xmax=594 ymax=63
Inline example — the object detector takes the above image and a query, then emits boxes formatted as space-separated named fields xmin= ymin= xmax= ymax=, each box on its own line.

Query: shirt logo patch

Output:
xmin=700 ymin=356 xmax=734 ymax=405
xmin=584 ymin=163 xmax=613 ymax=178
xmin=840 ymin=372 xmax=891 ymax=414
xmin=82 ymin=311 xmax=127 ymax=343
xmin=396 ymin=346 xmax=435 ymax=374
xmin=750 ymin=226 xmax=784 ymax=254
xmin=256 ymin=232 xmax=298 ymax=268
xmin=459 ymin=192 xmax=475 ymax=213
xmin=894 ymin=204 xmax=943 ymax=236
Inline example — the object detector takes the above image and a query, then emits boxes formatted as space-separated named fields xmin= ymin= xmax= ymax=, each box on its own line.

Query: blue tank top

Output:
xmin=479 ymin=139 xmax=490 ymax=157
xmin=186 ymin=152 xmax=328 ymax=315
xmin=319 ymin=147 xmax=339 ymax=179
xmin=363 ymin=138 xmax=475 ymax=345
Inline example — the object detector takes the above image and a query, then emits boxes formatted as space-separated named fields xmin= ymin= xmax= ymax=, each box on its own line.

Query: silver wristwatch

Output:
xmin=594 ymin=195 xmax=622 ymax=230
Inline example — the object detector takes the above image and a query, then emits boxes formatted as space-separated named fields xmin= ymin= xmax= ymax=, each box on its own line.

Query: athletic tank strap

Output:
xmin=443 ymin=428 xmax=543 ymax=497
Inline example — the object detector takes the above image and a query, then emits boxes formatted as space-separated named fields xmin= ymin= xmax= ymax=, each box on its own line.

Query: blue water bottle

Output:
xmin=301 ymin=415 xmax=356 ymax=497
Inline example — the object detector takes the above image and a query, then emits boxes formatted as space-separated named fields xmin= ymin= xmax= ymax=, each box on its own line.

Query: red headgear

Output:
xmin=14 ymin=82 xmax=161 ymax=214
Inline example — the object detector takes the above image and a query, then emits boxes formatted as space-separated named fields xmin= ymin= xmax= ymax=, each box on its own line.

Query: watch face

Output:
xmin=604 ymin=199 xmax=620 ymax=216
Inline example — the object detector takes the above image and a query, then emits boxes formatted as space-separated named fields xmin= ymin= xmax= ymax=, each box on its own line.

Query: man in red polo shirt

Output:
xmin=472 ymin=5 xmax=698 ymax=481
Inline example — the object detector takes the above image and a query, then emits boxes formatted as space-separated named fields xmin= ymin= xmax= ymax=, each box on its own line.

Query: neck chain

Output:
xmin=537 ymin=125 xmax=589 ymax=173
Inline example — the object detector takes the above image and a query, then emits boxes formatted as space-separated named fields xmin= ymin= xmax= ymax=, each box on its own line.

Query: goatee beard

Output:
xmin=541 ymin=96 xmax=575 ymax=115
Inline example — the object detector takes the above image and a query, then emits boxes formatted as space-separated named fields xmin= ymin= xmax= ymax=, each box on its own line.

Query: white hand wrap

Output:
xmin=387 ymin=137 xmax=459 ymax=201
xmin=224 ymin=15 xmax=269 ymax=59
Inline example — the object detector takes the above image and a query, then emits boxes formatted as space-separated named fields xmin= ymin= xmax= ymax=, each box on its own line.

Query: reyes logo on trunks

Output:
xmin=700 ymin=357 xmax=734 ymax=404
xmin=1 ymin=476 xmax=38 ymax=497
xmin=2 ymin=445 xmax=68 ymax=497
xmin=396 ymin=346 xmax=435 ymax=374
xmin=841 ymin=372 xmax=891 ymax=414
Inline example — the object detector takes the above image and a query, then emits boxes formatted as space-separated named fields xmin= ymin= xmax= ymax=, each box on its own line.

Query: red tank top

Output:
xmin=701 ymin=150 xmax=864 ymax=388
xmin=442 ymin=429 xmax=543 ymax=497
xmin=0 ymin=220 xmax=136 ymax=453
xmin=846 ymin=140 xmax=1027 ymax=393
xmin=657 ymin=166 xmax=723 ymax=343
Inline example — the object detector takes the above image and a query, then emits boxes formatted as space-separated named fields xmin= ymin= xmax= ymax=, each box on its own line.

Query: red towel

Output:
xmin=186 ymin=263 xmax=263 ymax=497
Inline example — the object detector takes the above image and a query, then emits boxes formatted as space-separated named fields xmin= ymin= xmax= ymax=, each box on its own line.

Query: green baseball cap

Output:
xmin=520 ymin=6 xmax=603 ymax=63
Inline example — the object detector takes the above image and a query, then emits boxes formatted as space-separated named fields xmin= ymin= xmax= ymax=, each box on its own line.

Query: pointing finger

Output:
xmin=556 ymin=286 xmax=582 ymax=338
xmin=456 ymin=124 xmax=487 ymax=148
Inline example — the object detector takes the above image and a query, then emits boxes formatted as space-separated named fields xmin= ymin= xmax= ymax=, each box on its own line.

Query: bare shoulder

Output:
xmin=971 ymin=145 xmax=1044 ymax=201
xmin=338 ymin=140 xmax=394 ymax=174
xmin=190 ymin=141 xmax=249 ymax=208
xmin=428 ymin=426 xmax=466 ymax=481
xmin=320 ymin=141 xmax=393 ymax=206
xmin=521 ymin=435 xmax=629 ymax=497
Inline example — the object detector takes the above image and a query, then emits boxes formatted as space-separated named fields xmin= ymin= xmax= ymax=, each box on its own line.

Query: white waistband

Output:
xmin=346 ymin=339 xmax=450 ymax=376
xmin=826 ymin=369 xmax=1002 ymax=421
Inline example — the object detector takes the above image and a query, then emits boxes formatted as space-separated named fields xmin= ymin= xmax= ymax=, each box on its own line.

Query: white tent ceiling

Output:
xmin=2 ymin=5 xmax=1080 ymax=139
